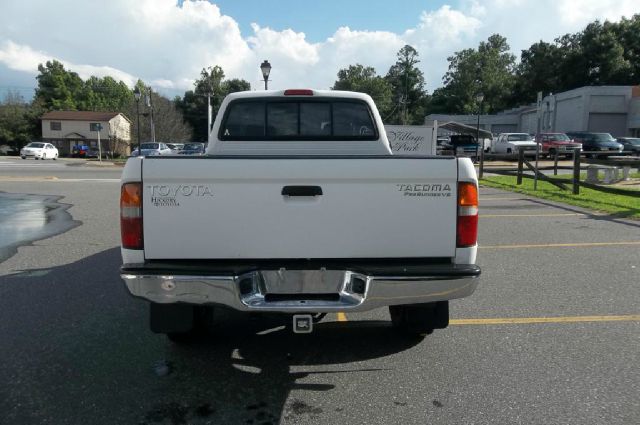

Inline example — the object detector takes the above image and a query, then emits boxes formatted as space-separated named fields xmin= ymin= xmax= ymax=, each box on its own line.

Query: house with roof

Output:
xmin=41 ymin=111 xmax=132 ymax=156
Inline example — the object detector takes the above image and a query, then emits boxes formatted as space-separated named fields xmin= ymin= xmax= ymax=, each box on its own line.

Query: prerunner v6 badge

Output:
xmin=146 ymin=184 xmax=214 ymax=207
xmin=396 ymin=183 xmax=452 ymax=197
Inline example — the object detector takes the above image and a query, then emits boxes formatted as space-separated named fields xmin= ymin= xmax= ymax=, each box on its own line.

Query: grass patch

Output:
xmin=480 ymin=175 xmax=640 ymax=219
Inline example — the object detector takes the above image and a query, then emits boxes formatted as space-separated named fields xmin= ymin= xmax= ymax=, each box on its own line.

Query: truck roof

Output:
xmin=224 ymin=89 xmax=374 ymax=102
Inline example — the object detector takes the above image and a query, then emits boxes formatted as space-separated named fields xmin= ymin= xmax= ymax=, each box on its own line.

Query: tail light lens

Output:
xmin=121 ymin=182 xmax=143 ymax=250
xmin=457 ymin=182 xmax=478 ymax=248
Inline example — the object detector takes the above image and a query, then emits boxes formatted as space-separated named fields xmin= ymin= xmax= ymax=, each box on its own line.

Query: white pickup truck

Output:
xmin=120 ymin=89 xmax=480 ymax=341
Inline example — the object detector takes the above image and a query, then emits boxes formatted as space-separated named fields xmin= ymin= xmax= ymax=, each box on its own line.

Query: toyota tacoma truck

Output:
xmin=120 ymin=89 xmax=480 ymax=341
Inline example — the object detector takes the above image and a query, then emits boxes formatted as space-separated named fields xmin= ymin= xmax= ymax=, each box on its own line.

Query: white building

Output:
xmin=427 ymin=85 xmax=640 ymax=137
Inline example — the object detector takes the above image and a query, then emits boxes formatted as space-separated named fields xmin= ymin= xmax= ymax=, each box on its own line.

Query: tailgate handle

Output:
xmin=281 ymin=186 xmax=323 ymax=197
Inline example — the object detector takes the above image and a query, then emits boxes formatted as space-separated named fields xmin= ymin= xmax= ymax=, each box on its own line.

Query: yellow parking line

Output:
xmin=336 ymin=312 xmax=348 ymax=322
xmin=480 ymin=241 xmax=640 ymax=249
xmin=480 ymin=213 xmax=585 ymax=218
xmin=450 ymin=315 xmax=640 ymax=325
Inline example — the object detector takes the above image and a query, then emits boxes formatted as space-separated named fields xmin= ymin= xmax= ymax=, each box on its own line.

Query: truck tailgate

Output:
xmin=142 ymin=157 xmax=458 ymax=259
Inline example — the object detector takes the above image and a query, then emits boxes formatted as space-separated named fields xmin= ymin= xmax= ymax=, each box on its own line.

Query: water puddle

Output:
xmin=0 ymin=192 xmax=80 ymax=262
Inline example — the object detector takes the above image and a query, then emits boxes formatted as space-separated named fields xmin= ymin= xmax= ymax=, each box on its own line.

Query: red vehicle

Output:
xmin=536 ymin=133 xmax=582 ymax=158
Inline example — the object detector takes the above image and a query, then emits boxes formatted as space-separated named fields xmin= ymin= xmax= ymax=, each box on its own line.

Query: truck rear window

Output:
xmin=220 ymin=99 xmax=378 ymax=141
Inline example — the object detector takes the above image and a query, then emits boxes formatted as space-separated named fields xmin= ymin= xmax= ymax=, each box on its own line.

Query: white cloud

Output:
xmin=460 ymin=0 xmax=640 ymax=56
xmin=0 ymin=41 xmax=50 ymax=74
xmin=0 ymin=40 xmax=137 ymax=86
xmin=554 ymin=0 xmax=639 ymax=26
xmin=0 ymin=0 xmax=638 ymax=98
xmin=248 ymin=24 xmax=320 ymax=64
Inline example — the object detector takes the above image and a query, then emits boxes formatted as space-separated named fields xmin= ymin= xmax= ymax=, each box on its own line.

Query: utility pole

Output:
xmin=476 ymin=93 xmax=484 ymax=176
xmin=147 ymin=90 xmax=156 ymax=143
xmin=96 ymin=123 xmax=102 ymax=163
xmin=207 ymin=88 xmax=213 ymax=137
xmin=534 ymin=91 xmax=542 ymax=190
xmin=133 ymin=87 xmax=142 ymax=155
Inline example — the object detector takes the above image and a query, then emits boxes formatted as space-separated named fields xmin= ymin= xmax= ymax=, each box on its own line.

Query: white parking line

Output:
xmin=0 ymin=178 xmax=120 ymax=182
xmin=48 ymin=179 xmax=120 ymax=182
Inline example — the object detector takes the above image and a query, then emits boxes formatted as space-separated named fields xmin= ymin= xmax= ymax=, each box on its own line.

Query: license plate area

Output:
xmin=237 ymin=269 xmax=369 ymax=309
xmin=260 ymin=269 xmax=347 ymax=294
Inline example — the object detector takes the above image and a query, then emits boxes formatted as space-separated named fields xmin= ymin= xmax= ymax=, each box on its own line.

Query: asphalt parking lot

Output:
xmin=0 ymin=164 xmax=638 ymax=424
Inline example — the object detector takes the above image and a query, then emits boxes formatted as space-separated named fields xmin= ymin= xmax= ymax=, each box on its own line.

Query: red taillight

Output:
xmin=284 ymin=89 xmax=314 ymax=96
xmin=121 ymin=182 xmax=143 ymax=250
xmin=457 ymin=182 xmax=478 ymax=248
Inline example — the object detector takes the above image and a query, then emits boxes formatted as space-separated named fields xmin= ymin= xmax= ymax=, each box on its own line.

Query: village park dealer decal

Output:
xmin=147 ymin=184 xmax=214 ymax=207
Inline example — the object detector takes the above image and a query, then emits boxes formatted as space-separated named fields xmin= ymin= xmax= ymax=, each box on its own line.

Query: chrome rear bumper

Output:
xmin=121 ymin=264 xmax=480 ymax=312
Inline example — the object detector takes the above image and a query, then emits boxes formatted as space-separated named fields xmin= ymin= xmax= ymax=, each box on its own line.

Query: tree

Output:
xmin=515 ymin=17 xmax=638 ymax=100
xmin=431 ymin=48 xmax=478 ymax=114
xmin=177 ymin=66 xmax=251 ymax=142
xmin=384 ymin=45 xmax=429 ymax=124
xmin=125 ymin=81 xmax=193 ymax=148
xmin=432 ymin=34 xmax=516 ymax=114
xmin=579 ymin=21 xmax=632 ymax=85
xmin=477 ymin=34 xmax=517 ymax=113
xmin=35 ymin=60 xmax=133 ymax=113
xmin=35 ymin=60 xmax=84 ymax=110
xmin=512 ymin=41 xmax=562 ymax=104
xmin=80 ymin=76 xmax=133 ymax=111
xmin=614 ymin=14 xmax=640 ymax=83
xmin=0 ymin=92 xmax=43 ymax=152
xmin=332 ymin=64 xmax=393 ymax=119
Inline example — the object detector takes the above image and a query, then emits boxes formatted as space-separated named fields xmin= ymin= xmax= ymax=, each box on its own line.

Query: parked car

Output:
xmin=536 ymin=133 xmax=582 ymax=158
xmin=20 ymin=142 xmax=59 ymax=160
xmin=86 ymin=149 xmax=113 ymax=159
xmin=449 ymin=135 xmax=481 ymax=158
xmin=616 ymin=137 xmax=640 ymax=155
xmin=72 ymin=144 xmax=90 ymax=158
xmin=131 ymin=143 xmax=173 ymax=157
xmin=436 ymin=137 xmax=450 ymax=155
xmin=565 ymin=132 xmax=622 ymax=157
xmin=491 ymin=133 xmax=537 ymax=156
xmin=166 ymin=143 xmax=184 ymax=153
xmin=179 ymin=142 xmax=205 ymax=155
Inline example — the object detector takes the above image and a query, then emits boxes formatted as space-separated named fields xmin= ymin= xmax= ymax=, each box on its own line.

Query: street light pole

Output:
xmin=476 ymin=92 xmax=485 ymax=178
xmin=133 ymin=86 xmax=141 ymax=156
xmin=260 ymin=60 xmax=271 ymax=90
xmin=207 ymin=90 xmax=213 ymax=136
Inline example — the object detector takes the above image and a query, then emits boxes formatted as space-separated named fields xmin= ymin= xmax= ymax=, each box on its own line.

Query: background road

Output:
xmin=0 ymin=158 xmax=638 ymax=424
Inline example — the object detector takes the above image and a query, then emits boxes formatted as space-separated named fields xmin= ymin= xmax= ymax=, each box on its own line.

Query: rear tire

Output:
xmin=21 ymin=156 xmax=26 ymax=159
xmin=389 ymin=301 xmax=449 ymax=336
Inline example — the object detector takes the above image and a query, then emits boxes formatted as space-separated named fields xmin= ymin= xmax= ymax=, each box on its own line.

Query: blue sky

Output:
xmin=0 ymin=0 xmax=638 ymax=100
xmin=211 ymin=0 xmax=448 ymax=42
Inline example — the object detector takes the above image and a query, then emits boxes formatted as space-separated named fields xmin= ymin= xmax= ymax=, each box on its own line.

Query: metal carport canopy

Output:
xmin=437 ymin=121 xmax=493 ymax=139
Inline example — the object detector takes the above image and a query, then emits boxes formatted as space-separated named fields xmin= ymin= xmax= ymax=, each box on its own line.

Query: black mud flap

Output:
xmin=150 ymin=303 xmax=194 ymax=334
